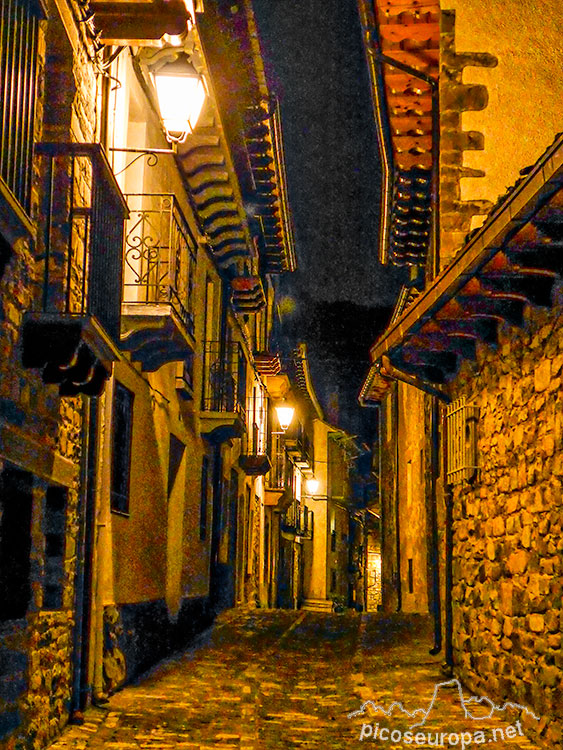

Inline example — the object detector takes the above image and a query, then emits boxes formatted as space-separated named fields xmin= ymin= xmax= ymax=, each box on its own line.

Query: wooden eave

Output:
xmin=176 ymin=102 xmax=257 ymax=274
xmin=230 ymin=275 xmax=266 ymax=313
xmin=291 ymin=343 xmax=324 ymax=421
xmin=359 ymin=133 xmax=563 ymax=403
xmin=358 ymin=0 xmax=439 ymax=266
xmin=88 ymin=0 xmax=193 ymax=44
xmin=196 ymin=1 xmax=296 ymax=275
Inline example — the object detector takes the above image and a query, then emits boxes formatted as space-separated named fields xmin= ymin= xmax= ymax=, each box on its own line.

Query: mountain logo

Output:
xmin=348 ymin=678 xmax=540 ymax=730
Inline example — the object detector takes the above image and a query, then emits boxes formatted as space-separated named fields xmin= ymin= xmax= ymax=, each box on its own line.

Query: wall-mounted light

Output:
xmin=275 ymin=404 xmax=294 ymax=431
xmin=305 ymin=477 xmax=319 ymax=496
xmin=152 ymin=53 xmax=206 ymax=144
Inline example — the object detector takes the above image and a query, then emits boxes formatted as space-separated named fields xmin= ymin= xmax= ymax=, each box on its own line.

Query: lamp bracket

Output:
xmin=109 ymin=146 xmax=175 ymax=176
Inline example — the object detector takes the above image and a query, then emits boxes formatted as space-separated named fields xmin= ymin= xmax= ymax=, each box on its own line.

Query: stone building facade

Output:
xmin=450 ymin=297 xmax=563 ymax=744
xmin=358 ymin=0 xmax=563 ymax=746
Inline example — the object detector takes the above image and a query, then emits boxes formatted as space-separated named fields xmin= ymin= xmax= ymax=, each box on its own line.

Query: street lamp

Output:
xmin=275 ymin=404 xmax=294 ymax=431
xmin=153 ymin=53 xmax=206 ymax=143
xmin=305 ymin=477 xmax=319 ymax=496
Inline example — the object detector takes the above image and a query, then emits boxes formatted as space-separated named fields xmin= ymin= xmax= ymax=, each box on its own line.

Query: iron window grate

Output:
xmin=446 ymin=397 xmax=479 ymax=484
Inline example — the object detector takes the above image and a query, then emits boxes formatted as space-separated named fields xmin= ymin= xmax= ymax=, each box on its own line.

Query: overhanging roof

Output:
xmin=196 ymin=0 xmax=296 ymax=275
xmin=360 ymin=132 xmax=563 ymax=403
xmin=358 ymin=0 xmax=440 ymax=266
xmin=291 ymin=343 xmax=324 ymax=421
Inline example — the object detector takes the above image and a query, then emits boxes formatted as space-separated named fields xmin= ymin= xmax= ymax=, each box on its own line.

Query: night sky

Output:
xmin=253 ymin=0 xmax=404 ymax=306
xmin=252 ymin=0 xmax=405 ymax=438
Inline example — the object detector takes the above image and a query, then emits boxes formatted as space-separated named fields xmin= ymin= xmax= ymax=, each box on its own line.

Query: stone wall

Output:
xmin=451 ymin=302 xmax=563 ymax=748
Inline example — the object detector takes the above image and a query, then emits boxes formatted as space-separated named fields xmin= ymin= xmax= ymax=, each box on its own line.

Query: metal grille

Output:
xmin=35 ymin=143 xmax=128 ymax=342
xmin=282 ymin=502 xmax=313 ymax=540
xmin=266 ymin=433 xmax=286 ymax=490
xmin=446 ymin=397 xmax=479 ymax=484
xmin=245 ymin=391 xmax=268 ymax=456
xmin=123 ymin=194 xmax=196 ymax=337
xmin=201 ymin=340 xmax=246 ymax=417
xmin=0 ymin=0 xmax=41 ymax=213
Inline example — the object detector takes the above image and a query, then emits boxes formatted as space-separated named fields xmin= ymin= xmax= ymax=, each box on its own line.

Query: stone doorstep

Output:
xmin=301 ymin=599 xmax=334 ymax=612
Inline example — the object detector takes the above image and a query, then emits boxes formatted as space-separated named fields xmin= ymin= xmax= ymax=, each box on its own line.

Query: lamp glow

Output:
xmin=153 ymin=54 xmax=206 ymax=143
xmin=275 ymin=405 xmax=294 ymax=431
xmin=305 ymin=478 xmax=319 ymax=496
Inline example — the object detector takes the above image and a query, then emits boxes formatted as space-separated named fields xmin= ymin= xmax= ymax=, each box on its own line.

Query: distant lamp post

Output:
xmin=153 ymin=53 xmax=206 ymax=143
xmin=305 ymin=477 xmax=319 ymax=496
xmin=275 ymin=404 xmax=294 ymax=431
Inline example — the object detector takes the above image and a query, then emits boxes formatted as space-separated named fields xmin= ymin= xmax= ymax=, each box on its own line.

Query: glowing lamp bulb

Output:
xmin=305 ymin=478 xmax=319 ymax=496
xmin=153 ymin=55 xmax=206 ymax=143
xmin=275 ymin=405 xmax=294 ymax=431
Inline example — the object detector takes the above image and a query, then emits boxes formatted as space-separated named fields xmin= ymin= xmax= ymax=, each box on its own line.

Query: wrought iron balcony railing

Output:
xmin=22 ymin=143 xmax=128 ymax=395
xmin=281 ymin=502 xmax=313 ymax=540
xmin=266 ymin=433 xmax=286 ymax=490
xmin=200 ymin=341 xmax=247 ymax=443
xmin=34 ymin=143 xmax=127 ymax=341
xmin=123 ymin=193 xmax=196 ymax=338
xmin=245 ymin=392 xmax=268 ymax=455
xmin=239 ymin=391 xmax=271 ymax=475
xmin=201 ymin=341 xmax=246 ymax=416
xmin=286 ymin=422 xmax=313 ymax=470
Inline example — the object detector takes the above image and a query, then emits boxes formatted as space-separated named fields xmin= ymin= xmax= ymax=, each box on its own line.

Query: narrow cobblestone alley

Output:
xmin=48 ymin=611 xmax=543 ymax=750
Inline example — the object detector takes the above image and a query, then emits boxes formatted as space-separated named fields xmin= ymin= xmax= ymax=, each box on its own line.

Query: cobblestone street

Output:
xmin=48 ymin=611 xmax=543 ymax=750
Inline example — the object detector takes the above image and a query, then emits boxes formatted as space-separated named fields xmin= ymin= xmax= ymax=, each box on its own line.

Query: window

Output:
xmin=330 ymin=529 xmax=337 ymax=552
xmin=0 ymin=466 xmax=33 ymax=620
xmin=408 ymin=558 xmax=414 ymax=595
xmin=43 ymin=486 xmax=67 ymax=609
xmin=0 ymin=0 xmax=42 ymax=214
xmin=199 ymin=456 xmax=209 ymax=541
xmin=330 ymin=569 xmax=337 ymax=593
xmin=110 ymin=382 xmax=134 ymax=514
xmin=446 ymin=397 xmax=479 ymax=484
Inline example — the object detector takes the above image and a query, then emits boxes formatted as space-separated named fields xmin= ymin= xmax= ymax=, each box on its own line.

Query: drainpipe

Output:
xmin=209 ymin=443 xmax=223 ymax=611
xmin=70 ymin=395 xmax=98 ymax=718
xmin=209 ymin=281 xmax=230 ymax=611
xmin=429 ymin=397 xmax=442 ymax=655
xmin=444 ymin=483 xmax=454 ymax=671
xmin=393 ymin=383 xmax=401 ymax=612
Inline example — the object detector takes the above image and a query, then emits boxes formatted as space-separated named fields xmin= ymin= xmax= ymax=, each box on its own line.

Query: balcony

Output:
xmin=239 ymin=392 xmax=270 ymax=476
xmin=264 ymin=433 xmax=291 ymax=508
xmin=22 ymin=143 xmax=128 ymax=396
xmin=120 ymin=194 xmax=196 ymax=372
xmin=285 ymin=423 xmax=313 ymax=471
xmin=200 ymin=341 xmax=246 ymax=443
xmin=281 ymin=502 xmax=313 ymax=540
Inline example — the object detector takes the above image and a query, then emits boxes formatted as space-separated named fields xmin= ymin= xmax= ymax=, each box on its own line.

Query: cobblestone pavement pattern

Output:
xmin=48 ymin=610 xmax=542 ymax=749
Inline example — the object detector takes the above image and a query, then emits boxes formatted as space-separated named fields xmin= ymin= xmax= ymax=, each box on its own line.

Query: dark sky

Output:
xmin=252 ymin=0 xmax=405 ymax=439
xmin=252 ymin=0 xmax=405 ymax=307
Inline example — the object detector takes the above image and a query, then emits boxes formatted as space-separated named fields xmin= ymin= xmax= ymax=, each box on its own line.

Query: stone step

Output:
xmin=301 ymin=598 xmax=334 ymax=612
